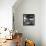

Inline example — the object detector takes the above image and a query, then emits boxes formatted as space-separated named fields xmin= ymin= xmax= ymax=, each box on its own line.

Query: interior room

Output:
xmin=0 ymin=0 xmax=46 ymax=46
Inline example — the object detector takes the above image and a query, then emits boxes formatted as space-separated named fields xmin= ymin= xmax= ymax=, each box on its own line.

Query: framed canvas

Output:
xmin=23 ymin=14 xmax=35 ymax=26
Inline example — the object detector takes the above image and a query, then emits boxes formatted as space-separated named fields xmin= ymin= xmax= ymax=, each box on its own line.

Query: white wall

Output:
xmin=13 ymin=0 xmax=42 ymax=46
xmin=41 ymin=0 xmax=46 ymax=46
xmin=0 ymin=0 xmax=16 ymax=30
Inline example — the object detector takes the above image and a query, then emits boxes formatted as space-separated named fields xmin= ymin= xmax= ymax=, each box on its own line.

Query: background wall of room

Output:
xmin=0 ymin=0 xmax=16 ymax=30
xmin=13 ymin=0 xmax=46 ymax=46
xmin=13 ymin=0 xmax=41 ymax=46
xmin=41 ymin=0 xmax=46 ymax=46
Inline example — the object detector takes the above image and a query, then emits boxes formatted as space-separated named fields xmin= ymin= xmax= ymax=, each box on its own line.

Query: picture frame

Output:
xmin=23 ymin=14 xmax=35 ymax=26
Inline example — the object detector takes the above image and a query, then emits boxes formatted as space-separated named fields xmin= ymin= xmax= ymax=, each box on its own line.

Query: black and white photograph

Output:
xmin=23 ymin=14 xmax=35 ymax=25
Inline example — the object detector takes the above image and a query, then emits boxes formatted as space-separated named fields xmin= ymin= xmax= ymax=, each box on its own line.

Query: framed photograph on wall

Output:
xmin=23 ymin=14 xmax=35 ymax=26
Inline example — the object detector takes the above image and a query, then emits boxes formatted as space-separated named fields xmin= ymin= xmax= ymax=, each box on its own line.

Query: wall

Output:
xmin=41 ymin=0 xmax=46 ymax=46
xmin=13 ymin=0 xmax=42 ymax=46
xmin=0 ymin=0 xmax=16 ymax=30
